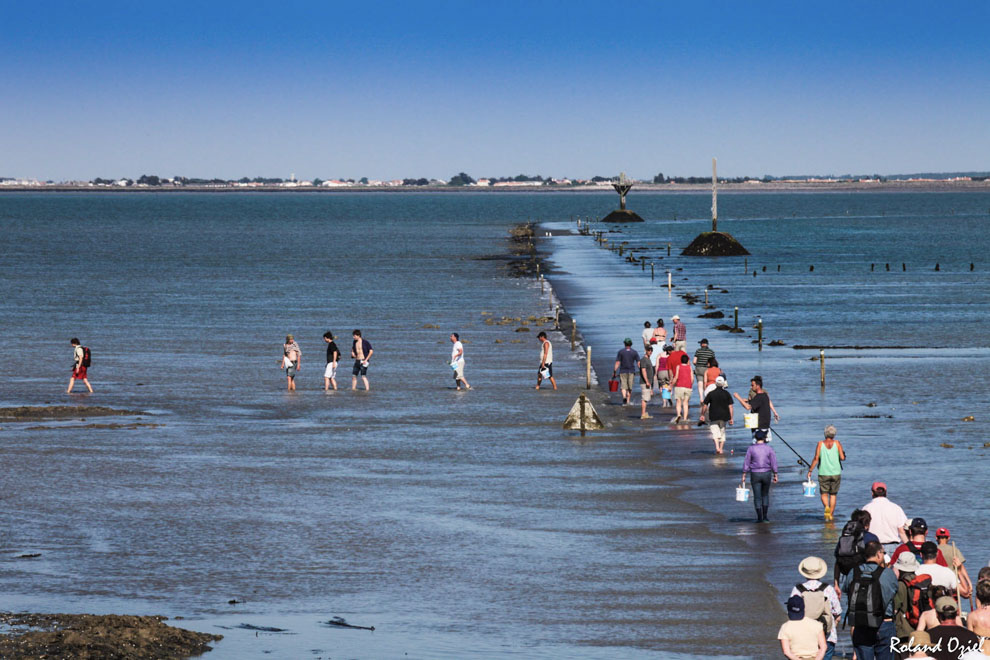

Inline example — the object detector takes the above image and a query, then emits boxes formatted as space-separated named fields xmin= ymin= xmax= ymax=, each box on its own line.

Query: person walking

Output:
xmin=671 ymin=314 xmax=686 ymax=351
xmin=733 ymin=375 xmax=780 ymax=440
xmin=935 ymin=527 xmax=973 ymax=600
xmin=702 ymin=375 xmax=733 ymax=454
xmin=280 ymin=334 xmax=301 ymax=391
xmin=612 ymin=338 xmax=640 ymax=406
xmin=66 ymin=338 xmax=93 ymax=393
xmin=670 ymin=353 xmax=693 ymax=423
xmin=742 ymin=429 xmax=778 ymax=522
xmin=652 ymin=318 xmax=667 ymax=346
xmin=790 ymin=556 xmax=842 ymax=660
xmin=641 ymin=321 xmax=653 ymax=350
xmin=778 ymin=595 xmax=828 ymax=660
xmin=536 ymin=331 xmax=556 ymax=390
xmin=351 ymin=329 xmax=373 ymax=391
xmin=639 ymin=344 xmax=654 ymax=419
xmin=693 ymin=338 xmax=715 ymax=406
xmin=656 ymin=344 xmax=672 ymax=407
xmin=861 ymin=482 xmax=909 ymax=556
xmin=840 ymin=540 xmax=898 ymax=660
xmin=323 ymin=331 xmax=339 ymax=391
xmin=449 ymin=332 xmax=471 ymax=390
xmin=807 ymin=425 xmax=846 ymax=521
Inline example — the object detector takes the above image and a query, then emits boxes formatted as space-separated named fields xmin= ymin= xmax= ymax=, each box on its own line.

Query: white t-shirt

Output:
xmin=451 ymin=341 xmax=464 ymax=364
xmin=642 ymin=328 xmax=653 ymax=346
xmin=862 ymin=497 xmax=908 ymax=544
xmin=917 ymin=563 xmax=958 ymax=590
xmin=958 ymin=649 xmax=988 ymax=659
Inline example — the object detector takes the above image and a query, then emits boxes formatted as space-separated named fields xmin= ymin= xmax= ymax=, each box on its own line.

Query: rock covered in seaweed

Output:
xmin=681 ymin=231 xmax=750 ymax=256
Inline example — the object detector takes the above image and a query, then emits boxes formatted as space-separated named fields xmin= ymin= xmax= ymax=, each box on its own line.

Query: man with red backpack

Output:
xmin=892 ymin=553 xmax=933 ymax=640
xmin=66 ymin=338 xmax=93 ymax=394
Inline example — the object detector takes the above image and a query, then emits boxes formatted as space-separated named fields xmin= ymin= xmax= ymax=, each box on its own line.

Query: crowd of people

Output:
xmin=779 ymin=485 xmax=988 ymax=660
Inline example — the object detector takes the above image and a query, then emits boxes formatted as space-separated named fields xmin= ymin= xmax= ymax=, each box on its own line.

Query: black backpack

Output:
xmin=81 ymin=346 xmax=92 ymax=368
xmin=834 ymin=520 xmax=865 ymax=575
xmin=846 ymin=564 xmax=887 ymax=629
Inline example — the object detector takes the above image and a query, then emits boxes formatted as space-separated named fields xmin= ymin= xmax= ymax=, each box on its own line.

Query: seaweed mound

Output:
xmin=602 ymin=209 xmax=644 ymax=223
xmin=681 ymin=231 xmax=750 ymax=256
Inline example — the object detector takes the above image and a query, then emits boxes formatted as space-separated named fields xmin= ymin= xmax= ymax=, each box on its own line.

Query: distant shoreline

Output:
xmin=3 ymin=180 xmax=990 ymax=194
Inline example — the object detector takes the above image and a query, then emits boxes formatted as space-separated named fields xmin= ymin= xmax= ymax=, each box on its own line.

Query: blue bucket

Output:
xmin=803 ymin=480 xmax=818 ymax=497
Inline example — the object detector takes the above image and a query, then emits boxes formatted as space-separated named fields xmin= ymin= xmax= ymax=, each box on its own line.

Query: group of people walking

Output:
xmin=279 ymin=330 xmax=374 ymax=391
xmin=778 ymin=482 xmax=988 ymax=660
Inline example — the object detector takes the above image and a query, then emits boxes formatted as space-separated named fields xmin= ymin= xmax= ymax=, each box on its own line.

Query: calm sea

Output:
xmin=0 ymin=191 xmax=987 ymax=658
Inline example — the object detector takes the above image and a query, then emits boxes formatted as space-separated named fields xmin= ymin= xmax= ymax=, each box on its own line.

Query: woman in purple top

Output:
xmin=742 ymin=429 xmax=778 ymax=523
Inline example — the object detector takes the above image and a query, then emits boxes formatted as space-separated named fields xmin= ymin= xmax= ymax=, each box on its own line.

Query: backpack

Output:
xmin=846 ymin=564 xmax=887 ymax=629
xmin=81 ymin=346 xmax=92 ymax=368
xmin=834 ymin=520 xmax=865 ymax=575
xmin=900 ymin=573 xmax=933 ymax=629
xmin=797 ymin=582 xmax=834 ymax=634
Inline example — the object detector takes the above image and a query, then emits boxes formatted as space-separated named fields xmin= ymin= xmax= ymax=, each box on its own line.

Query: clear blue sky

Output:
xmin=2 ymin=1 xmax=988 ymax=181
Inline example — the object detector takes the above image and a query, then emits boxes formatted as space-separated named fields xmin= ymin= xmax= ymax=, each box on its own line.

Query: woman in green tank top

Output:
xmin=807 ymin=424 xmax=846 ymax=521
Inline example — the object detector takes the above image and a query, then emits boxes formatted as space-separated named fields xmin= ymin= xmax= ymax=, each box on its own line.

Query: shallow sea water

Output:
xmin=1 ymin=192 xmax=787 ymax=658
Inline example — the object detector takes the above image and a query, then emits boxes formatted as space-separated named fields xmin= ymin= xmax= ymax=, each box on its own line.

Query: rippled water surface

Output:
xmin=1 ymin=191 xmax=988 ymax=658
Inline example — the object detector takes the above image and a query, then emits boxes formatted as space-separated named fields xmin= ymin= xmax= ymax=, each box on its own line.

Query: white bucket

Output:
xmin=744 ymin=412 xmax=758 ymax=429
xmin=803 ymin=480 xmax=818 ymax=497
xmin=735 ymin=486 xmax=751 ymax=502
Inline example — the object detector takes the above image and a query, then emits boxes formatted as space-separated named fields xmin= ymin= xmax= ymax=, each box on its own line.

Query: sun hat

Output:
xmin=799 ymin=556 xmax=828 ymax=580
xmin=894 ymin=553 xmax=920 ymax=573
xmin=907 ymin=631 xmax=931 ymax=648
xmin=935 ymin=596 xmax=958 ymax=614
xmin=786 ymin=595 xmax=805 ymax=621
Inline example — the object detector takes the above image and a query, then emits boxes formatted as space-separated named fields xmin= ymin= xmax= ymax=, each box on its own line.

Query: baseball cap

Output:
xmin=715 ymin=375 xmax=727 ymax=386
xmin=910 ymin=517 xmax=928 ymax=532
xmin=786 ymin=595 xmax=805 ymax=621
xmin=671 ymin=315 xmax=680 ymax=320
xmin=699 ymin=338 xmax=709 ymax=344
xmin=871 ymin=481 xmax=887 ymax=492
xmin=623 ymin=338 xmax=632 ymax=345
xmin=935 ymin=596 xmax=958 ymax=614
xmin=754 ymin=429 xmax=768 ymax=440
xmin=936 ymin=527 xmax=950 ymax=538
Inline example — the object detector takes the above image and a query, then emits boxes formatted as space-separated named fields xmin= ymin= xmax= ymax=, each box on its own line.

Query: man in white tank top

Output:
xmin=536 ymin=331 xmax=557 ymax=390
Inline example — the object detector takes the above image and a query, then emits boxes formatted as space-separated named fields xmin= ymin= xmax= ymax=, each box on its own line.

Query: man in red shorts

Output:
xmin=67 ymin=337 xmax=93 ymax=393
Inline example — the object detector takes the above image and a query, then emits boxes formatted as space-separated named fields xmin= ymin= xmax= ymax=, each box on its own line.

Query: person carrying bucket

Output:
xmin=806 ymin=425 xmax=846 ymax=522
xmin=741 ymin=429 xmax=778 ymax=523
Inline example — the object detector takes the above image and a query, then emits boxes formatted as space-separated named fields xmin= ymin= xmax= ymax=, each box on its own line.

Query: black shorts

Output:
xmin=538 ymin=363 xmax=553 ymax=378
xmin=352 ymin=360 xmax=368 ymax=376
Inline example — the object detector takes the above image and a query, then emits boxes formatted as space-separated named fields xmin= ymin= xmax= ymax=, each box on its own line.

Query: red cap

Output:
xmin=871 ymin=481 xmax=887 ymax=492
xmin=936 ymin=527 xmax=950 ymax=538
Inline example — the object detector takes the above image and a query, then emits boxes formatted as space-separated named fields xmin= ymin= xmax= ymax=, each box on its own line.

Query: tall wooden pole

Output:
xmin=712 ymin=157 xmax=718 ymax=233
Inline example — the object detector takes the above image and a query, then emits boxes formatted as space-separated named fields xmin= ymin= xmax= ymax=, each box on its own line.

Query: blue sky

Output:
xmin=2 ymin=1 xmax=988 ymax=180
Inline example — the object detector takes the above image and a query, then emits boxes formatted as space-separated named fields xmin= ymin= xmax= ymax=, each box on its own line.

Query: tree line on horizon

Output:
xmin=80 ymin=170 xmax=990 ymax=187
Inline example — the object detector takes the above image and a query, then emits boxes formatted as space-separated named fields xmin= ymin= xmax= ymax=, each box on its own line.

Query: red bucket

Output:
xmin=608 ymin=379 xmax=619 ymax=392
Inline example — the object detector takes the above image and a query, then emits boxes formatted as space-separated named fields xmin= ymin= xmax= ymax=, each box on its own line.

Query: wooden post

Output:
xmin=536 ymin=262 xmax=540 ymax=276
xmin=757 ymin=317 xmax=763 ymax=351
xmin=540 ymin=275 xmax=544 ymax=294
xmin=734 ymin=307 xmax=739 ymax=330
xmin=586 ymin=347 xmax=592 ymax=390
xmin=555 ymin=306 xmax=560 ymax=329
xmin=651 ymin=263 xmax=655 ymax=281
xmin=705 ymin=289 xmax=709 ymax=306
xmin=667 ymin=242 xmax=671 ymax=256
xmin=619 ymin=245 xmax=624 ymax=256
xmin=571 ymin=320 xmax=576 ymax=351
xmin=820 ymin=349 xmax=826 ymax=387
xmin=641 ymin=257 xmax=645 ymax=271
xmin=667 ymin=271 xmax=672 ymax=291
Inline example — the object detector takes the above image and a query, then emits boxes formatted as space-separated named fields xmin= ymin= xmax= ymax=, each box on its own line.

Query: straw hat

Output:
xmin=799 ymin=556 xmax=828 ymax=580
